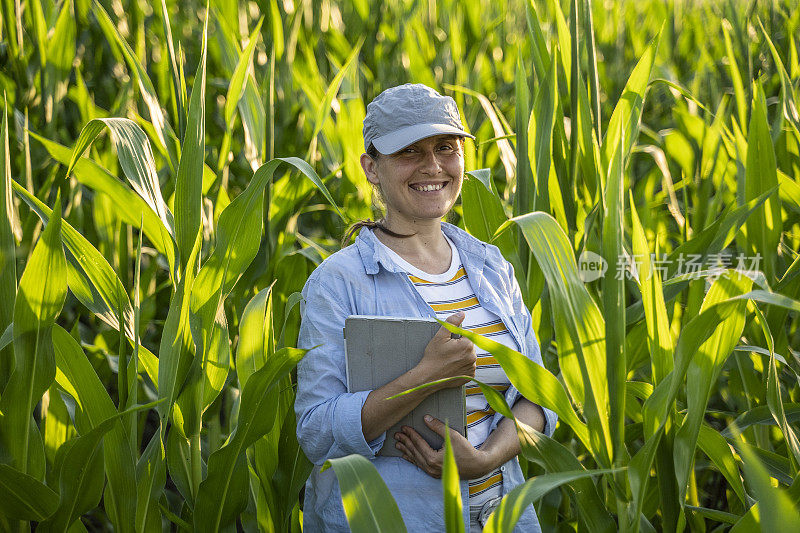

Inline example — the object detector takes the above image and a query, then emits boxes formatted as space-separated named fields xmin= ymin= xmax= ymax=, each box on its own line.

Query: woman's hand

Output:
xmin=415 ymin=312 xmax=477 ymax=389
xmin=394 ymin=415 xmax=492 ymax=479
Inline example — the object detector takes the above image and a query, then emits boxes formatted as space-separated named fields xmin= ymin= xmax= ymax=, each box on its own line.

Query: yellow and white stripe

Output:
xmin=376 ymin=235 xmax=521 ymax=511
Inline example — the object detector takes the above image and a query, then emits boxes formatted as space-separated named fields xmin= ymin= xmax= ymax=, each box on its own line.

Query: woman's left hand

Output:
xmin=394 ymin=415 xmax=493 ymax=479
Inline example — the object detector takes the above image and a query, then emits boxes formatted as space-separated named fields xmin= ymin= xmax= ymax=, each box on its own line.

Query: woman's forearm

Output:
xmin=477 ymin=398 xmax=545 ymax=471
xmin=361 ymin=366 xmax=436 ymax=442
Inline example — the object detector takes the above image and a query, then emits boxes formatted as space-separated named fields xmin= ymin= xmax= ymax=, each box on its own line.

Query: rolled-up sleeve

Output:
xmin=295 ymin=276 xmax=386 ymax=465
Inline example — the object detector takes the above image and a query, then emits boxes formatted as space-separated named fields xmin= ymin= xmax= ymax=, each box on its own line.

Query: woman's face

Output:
xmin=361 ymin=134 xmax=465 ymax=227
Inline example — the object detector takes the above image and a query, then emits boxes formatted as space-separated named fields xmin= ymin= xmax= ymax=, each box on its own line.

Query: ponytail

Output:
xmin=341 ymin=218 xmax=416 ymax=248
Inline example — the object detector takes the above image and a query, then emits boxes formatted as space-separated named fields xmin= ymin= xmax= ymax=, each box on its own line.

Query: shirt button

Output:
xmin=500 ymin=466 xmax=505 ymax=472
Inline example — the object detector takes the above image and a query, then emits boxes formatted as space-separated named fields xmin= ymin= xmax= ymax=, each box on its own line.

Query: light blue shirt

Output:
xmin=295 ymin=222 xmax=558 ymax=532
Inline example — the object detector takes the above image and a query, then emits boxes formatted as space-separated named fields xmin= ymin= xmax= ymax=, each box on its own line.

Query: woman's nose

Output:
xmin=419 ymin=150 xmax=442 ymax=175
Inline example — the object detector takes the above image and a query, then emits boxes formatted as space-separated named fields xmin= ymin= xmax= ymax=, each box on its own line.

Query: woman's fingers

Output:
xmin=396 ymin=428 xmax=443 ymax=477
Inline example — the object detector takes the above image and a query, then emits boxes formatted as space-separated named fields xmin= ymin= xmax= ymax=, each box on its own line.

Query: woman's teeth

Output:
xmin=411 ymin=183 xmax=443 ymax=191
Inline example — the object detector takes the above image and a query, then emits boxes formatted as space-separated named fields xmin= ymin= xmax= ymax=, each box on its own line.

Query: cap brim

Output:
xmin=371 ymin=123 xmax=476 ymax=155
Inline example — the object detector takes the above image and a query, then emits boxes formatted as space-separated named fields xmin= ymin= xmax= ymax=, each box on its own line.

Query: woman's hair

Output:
xmin=341 ymin=144 xmax=417 ymax=247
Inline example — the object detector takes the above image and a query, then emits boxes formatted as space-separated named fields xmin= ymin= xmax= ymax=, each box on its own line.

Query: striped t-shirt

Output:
xmin=376 ymin=235 xmax=520 ymax=511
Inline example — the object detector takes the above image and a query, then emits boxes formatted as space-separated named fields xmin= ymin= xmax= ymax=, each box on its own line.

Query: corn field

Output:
xmin=1 ymin=0 xmax=800 ymax=531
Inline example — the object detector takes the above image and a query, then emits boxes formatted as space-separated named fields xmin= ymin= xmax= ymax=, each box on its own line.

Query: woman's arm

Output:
xmin=394 ymin=397 xmax=544 ymax=479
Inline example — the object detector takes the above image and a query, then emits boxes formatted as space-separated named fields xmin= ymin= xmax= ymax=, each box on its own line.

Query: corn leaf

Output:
xmin=437 ymin=319 xmax=593 ymax=455
xmin=174 ymin=6 xmax=208 ymax=271
xmin=735 ymin=430 xmax=800 ymax=530
xmin=744 ymin=81 xmax=781 ymax=282
xmin=0 ymin=195 xmax=65 ymax=479
xmin=442 ymin=424 xmax=464 ymax=533
xmin=0 ymin=464 xmax=59 ymax=521
xmin=12 ymin=180 xmax=135 ymax=340
xmin=193 ymin=347 xmax=306 ymax=532
xmin=601 ymin=29 xmax=661 ymax=171
xmin=674 ymin=274 xmax=752 ymax=504
xmin=52 ymin=325 xmax=137 ymax=532
xmin=224 ymin=17 xmax=264 ymax=128
xmin=498 ymin=212 xmax=611 ymax=466
xmin=484 ymin=468 xmax=620 ymax=532
xmin=31 ymin=131 xmax=176 ymax=283
xmin=323 ymin=455 xmax=407 ymax=533
xmin=93 ymin=0 xmax=179 ymax=169
xmin=38 ymin=402 xmax=158 ymax=533
xmin=602 ymin=123 xmax=625 ymax=462
xmin=0 ymin=95 xmax=17 ymax=389
xmin=514 ymin=426 xmax=616 ymax=533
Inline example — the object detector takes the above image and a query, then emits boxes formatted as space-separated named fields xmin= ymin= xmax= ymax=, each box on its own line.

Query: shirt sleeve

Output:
xmin=294 ymin=275 xmax=386 ymax=465
xmin=490 ymin=256 xmax=558 ymax=438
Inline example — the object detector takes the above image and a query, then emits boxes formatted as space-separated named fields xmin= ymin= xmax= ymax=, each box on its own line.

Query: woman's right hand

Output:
xmin=415 ymin=312 xmax=477 ymax=389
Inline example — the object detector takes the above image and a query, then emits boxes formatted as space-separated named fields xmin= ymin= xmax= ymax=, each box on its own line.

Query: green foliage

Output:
xmin=1 ymin=0 xmax=800 ymax=531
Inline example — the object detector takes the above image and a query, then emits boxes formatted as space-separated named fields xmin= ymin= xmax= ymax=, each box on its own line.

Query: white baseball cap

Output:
xmin=362 ymin=84 xmax=475 ymax=155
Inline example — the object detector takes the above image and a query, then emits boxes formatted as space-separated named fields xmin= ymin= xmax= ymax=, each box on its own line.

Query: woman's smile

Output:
xmin=409 ymin=181 xmax=449 ymax=193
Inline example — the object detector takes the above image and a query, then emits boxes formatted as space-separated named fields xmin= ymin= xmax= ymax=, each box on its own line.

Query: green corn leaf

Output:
xmin=758 ymin=19 xmax=800 ymax=140
xmin=174 ymin=5 xmax=208 ymax=270
xmin=601 ymin=28 xmax=661 ymax=172
xmin=484 ymin=468 xmax=621 ymax=532
xmin=0 ymin=195 xmax=66 ymax=478
xmin=461 ymin=170 xmax=519 ymax=268
xmin=513 ymin=56 xmax=533 ymax=218
xmin=272 ymin=394 xmax=313 ymax=531
xmin=38 ymin=402 xmax=158 ymax=533
xmin=734 ymin=429 xmax=800 ymax=530
xmin=236 ymin=285 xmax=275 ymax=388
xmin=696 ymin=423 xmax=747 ymax=505
xmin=135 ymin=430 xmax=167 ymax=533
xmin=437 ymin=319 xmax=593 ymax=456
xmin=214 ymin=13 xmax=266 ymax=168
xmin=165 ymin=426 xmax=194 ymax=505
xmin=722 ymin=21 xmax=748 ymax=133
xmin=0 ymin=464 xmax=59 ymax=521
xmin=0 ymin=95 xmax=17 ymax=389
xmin=159 ymin=0 xmax=186 ymax=139
xmin=674 ymin=274 xmax=752 ymax=505
xmin=630 ymin=192 xmax=674 ymax=384
xmin=529 ymin=56 xmax=557 ymax=214
xmin=93 ymin=0 xmax=179 ymax=169
xmin=30 ymin=132 xmax=176 ymax=280
xmin=224 ymin=16 xmax=264 ymax=128
xmin=755 ymin=306 xmax=800 ymax=472
xmin=12 ymin=180 xmax=135 ymax=341
xmin=497 ymin=212 xmax=611 ymax=466
xmin=602 ymin=123 xmax=625 ymax=462
xmin=52 ymin=325 xmax=137 ymax=532
xmin=723 ymin=404 xmax=800 ymax=437
xmin=306 ymin=39 xmax=363 ymax=163
xmin=43 ymin=383 xmax=75 ymax=465
xmin=193 ymin=347 xmax=306 ymax=532
xmin=157 ymin=229 xmax=201 ymax=425
xmin=442 ymin=423 xmax=464 ymax=533
xmin=514 ymin=426 xmax=616 ymax=533
xmin=269 ymin=0 xmax=284 ymax=59
xmin=744 ymin=81 xmax=781 ymax=282
xmin=323 ymin=455 xmax=407 ymax=533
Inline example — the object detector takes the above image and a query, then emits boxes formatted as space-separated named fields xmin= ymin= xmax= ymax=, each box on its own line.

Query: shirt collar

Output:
xmin=354 ymin=221 xmax=487 ymax=276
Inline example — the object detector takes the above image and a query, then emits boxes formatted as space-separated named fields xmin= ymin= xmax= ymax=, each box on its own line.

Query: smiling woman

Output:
xmin=294 ymin=84 xmax=557 ymax=532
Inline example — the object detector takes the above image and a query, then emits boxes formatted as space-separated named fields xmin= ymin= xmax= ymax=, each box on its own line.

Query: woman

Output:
xmin=295 ymin=84 xmax=557 ymax=532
